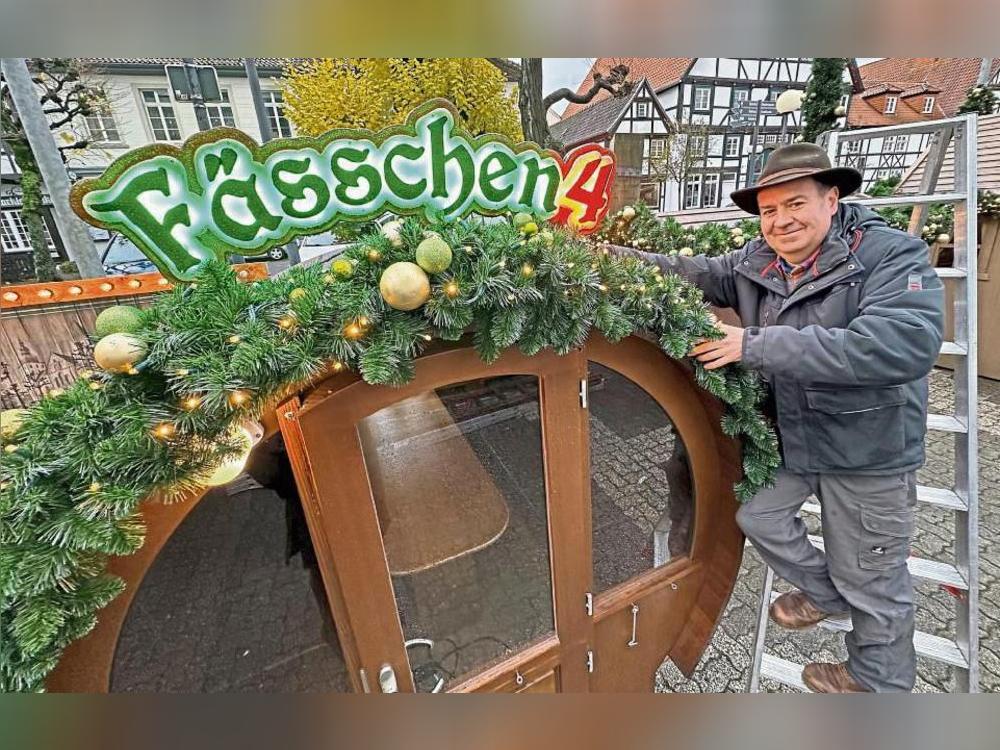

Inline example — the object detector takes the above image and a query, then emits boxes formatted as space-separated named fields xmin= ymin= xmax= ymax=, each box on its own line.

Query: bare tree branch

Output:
xmin=542 ymin=64 xmax=631 ymax=110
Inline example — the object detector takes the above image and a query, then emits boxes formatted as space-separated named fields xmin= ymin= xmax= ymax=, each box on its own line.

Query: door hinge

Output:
xmin=579 ymin=378 xmax=588 ymax=409
xmin=585 ymin=592 xmax=593 ymax=617
xmin=586 ymin=649 xmax=595 ymax=674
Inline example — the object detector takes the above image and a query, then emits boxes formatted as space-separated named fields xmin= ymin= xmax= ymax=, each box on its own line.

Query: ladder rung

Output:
xmin=847 ymin=192 xmax=967 ymax=207
xmin=767 ymin=593 xmax=970 ymax=669
xmin=807 ymin=535 xmax=968 ymax=589
xmin=801 ymin=486 xmax=967 ymax=513
xmin=939 ymin=341 xmax=967 ymax=356
xmin=916 ymin=485 xmax=968 ymax=511
xmin=926 ymin=413 xmax=967 ymax=433
xmin=935 ymin=267 xmax=967 ymax=279
xmin=760 ymin=653 xmax=809 ymax=691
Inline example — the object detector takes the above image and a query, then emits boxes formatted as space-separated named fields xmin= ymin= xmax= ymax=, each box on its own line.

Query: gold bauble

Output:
xmin=289 ymin=287 xmax=308 ymax=301
xmin=93 ymin=333 xmax=148 ymax=373
xmin=379 ymin=262 xmax=431 ymax=311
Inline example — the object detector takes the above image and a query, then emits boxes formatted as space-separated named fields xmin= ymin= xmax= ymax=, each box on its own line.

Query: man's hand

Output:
xmin=689 ymin=323 xmax=746 ymax=370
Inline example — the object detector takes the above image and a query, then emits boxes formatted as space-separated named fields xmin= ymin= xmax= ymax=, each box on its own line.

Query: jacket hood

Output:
xmin=836 ymin=202 xmax=887 ymax=237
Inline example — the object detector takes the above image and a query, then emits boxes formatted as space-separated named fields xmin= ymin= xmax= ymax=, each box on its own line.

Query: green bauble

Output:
xmin=379 ymin=262 xmax=431 ymax=311
xmin=512 ymin=212 xmax=533 ymax=229
xmin=94 ymin=333 xmax=148 ymax=373
xmin=415 ymin=236 xmax=453 ymax=273
xmin=94 ymin=305 xmax=142 ymax=338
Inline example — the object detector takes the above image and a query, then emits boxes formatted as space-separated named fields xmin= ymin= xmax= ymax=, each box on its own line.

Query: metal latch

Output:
xmin=378 ymin=663 xmax=399 ymax=693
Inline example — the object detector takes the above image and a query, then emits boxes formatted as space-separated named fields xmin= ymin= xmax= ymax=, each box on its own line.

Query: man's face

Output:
xmin=757 ymin=177 xmax=839 ymax=263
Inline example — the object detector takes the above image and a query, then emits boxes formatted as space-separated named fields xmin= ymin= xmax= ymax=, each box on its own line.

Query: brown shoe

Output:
xmin=769 ymin=590 xmax=844 ymax=630
xmin=802 ymin=661 xmax=872 ymax=693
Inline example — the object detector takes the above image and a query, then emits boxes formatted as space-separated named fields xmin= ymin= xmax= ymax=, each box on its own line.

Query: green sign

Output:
xmin=72 ymin=99 xmax=616 ymax=282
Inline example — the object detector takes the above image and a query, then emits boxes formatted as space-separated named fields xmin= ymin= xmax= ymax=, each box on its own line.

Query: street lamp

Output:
xmin=776 ymin=89 xmax=805 ymax=141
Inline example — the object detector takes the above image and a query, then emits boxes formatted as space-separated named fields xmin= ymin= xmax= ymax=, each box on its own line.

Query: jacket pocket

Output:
xmin=858 ymin=507 xmax=913 ymax=570
xmin=803 ymin=385 xmax=907 ymax=470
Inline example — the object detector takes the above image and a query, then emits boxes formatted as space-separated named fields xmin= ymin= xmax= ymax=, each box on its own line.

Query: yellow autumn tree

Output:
xmin=280 ymin=58 xmax=521 ymax=140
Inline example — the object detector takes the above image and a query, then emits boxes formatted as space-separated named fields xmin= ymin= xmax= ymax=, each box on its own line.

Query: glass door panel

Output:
xmin=357 ymin=375 xmax=555 ymax=692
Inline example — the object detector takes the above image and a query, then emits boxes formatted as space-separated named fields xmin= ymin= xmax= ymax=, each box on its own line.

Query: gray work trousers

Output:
xmin=736 ymin=468 xmax=917 ymax=692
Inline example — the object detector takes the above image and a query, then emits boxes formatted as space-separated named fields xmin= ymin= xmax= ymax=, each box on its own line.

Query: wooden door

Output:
xmin=278 ymin=343 xmax=592 ymax=693
xmin=584 ymin=335 xmax=742 ymax=691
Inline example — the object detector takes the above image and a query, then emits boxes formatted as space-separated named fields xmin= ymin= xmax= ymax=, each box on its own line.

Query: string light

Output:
xmin=421 ymin=334 xmax=432 ymax=341
xmin=566 ymin=262 xmax=574 ymax=269
xmin=228 ymin=389 xmax=251 ymax=408
xmin=175 ymin=369 xmax=190 ymax=377
xmin=507 ymin=293 xmax=516 ymax=302
xmin=68 ymin=285 xmax=83 ymax=296
xmin=227 ymin=334 xmax=242 ymax=344
xmin=343 ymin=321 xmax=365 ymax=340
xmin=180 ymin=395 xmax=202 ymax=411
xmin=89 ymin=381 xmax=103 ymax=391
xmin=37 ymin=289 xmax=54 ymax=299
xmin=331 ymin=360 xmax=345 ymax=372
xmin=358 ymin=316 xmax=370 ymax=328
xmin=152 ymin=422 xmax=177 ymax=440
xmin=2 ymin=291 xmax=18 ymax=302
xmin=598 ymin=284 xmax=609 ymax=293
xmin=443 ymin=281 xmax=460 ymax=299
xmin=127 ymin=366 xmax=140 ymax=375
xmin=464 ymin=245 xmax=473 ymax=255
xmin=4 ymin=443 xmax=17 ymax=453
xmin=521 ymin=263 xmax=534 ymax=278
xmin=88 ymin=482 xmax=102 ymax=493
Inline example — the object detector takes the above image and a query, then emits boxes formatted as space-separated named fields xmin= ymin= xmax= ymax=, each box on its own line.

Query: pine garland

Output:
xmin=0 ymin=215 xmax=779 ymax=692
xmin=801 ymin=58 xmax=848 ymax=144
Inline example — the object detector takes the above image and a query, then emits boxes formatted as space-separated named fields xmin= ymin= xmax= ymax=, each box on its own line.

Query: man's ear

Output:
xmin=827 ymin=186 xmax=840 ymax=215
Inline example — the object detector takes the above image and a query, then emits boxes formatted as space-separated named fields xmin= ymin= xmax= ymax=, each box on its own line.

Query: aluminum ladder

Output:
xmin=747 ymin=114 xmax=980 ymax=692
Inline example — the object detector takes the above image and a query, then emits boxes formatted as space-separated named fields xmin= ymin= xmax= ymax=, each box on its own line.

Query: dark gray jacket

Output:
xmin=616 ymin=203 xmax=945 ymax=475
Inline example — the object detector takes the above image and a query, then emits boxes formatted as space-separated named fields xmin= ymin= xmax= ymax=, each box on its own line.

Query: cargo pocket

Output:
xmin=858 ymin=507 xmax=913 ymax=571
xmin=804 ymin=385 xmax=907 ymax=471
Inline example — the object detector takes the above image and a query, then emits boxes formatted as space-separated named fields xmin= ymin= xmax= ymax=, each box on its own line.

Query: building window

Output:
xmin=724 ymin=134 xmax=741 ymax=157
xmin=765 ymin=133 xmax=778 ymax=145
xmin=205 ymin=90 xmax=237 ymax=128
xmin=884 ymin=96 xmax=897 ymax=114
xmin=688 ymin=135 xmax=706 ymax=156
xmin=84 ymin=106 xmax=121 ymax=143
xmin=684 ymin=175 xmax=702 ymax=209
xmin=262 ymin=90 xmax=293 ymax=138
xmin=733 ymin=88 xmax=750 ymax=105
xmin=923 ymin=96 xmax=935 ymax=114
xmin=140 ymin=88 xmax=181 ymax=141
xmin=639 ymin=182 xmax=660 ymax=208
xmin=693 ymin=86 xmax=712 ymax=112
xmin=839 ymin=94 xmax=850 ymax=109
xmin=1 ymin=210 xmax=55 ymax=251
xmin=635 ymin=101 xmax=651 ymax=118
xmin=703 ymin=173 xmax=720 ymax=207
xmin=649 ymin=138 xmax=666 ymax=159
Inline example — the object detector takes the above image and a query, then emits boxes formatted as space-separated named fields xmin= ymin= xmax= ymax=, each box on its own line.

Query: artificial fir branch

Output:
xmin=0 ymin=214 xmax=778 ymax=692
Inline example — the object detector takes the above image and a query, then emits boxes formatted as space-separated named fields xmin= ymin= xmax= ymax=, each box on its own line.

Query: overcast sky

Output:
xmin=542 ymin=58 xmax=883 ymax=116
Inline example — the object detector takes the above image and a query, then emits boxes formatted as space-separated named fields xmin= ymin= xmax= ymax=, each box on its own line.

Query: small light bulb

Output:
xmin=37 ymin=289 xmax=54 ymax=299
xmin=89 ymin=381 xmax=103 ymax=390
xmin=228 ymin=390 xmax=250 ymax=407
xmin=421 ymin=334 xmax=432 ymax=341
xmin=181 ymin=395 xmax=202 ymax=411
xmin=4 ymin=443 xmax=17 ymax=453
xmin=128 ymin=279 xmax=142 ymax=289
xmin=521 ymin=263 xmax=534 ymax=277
xmin=444 ymin=282 xmax=460 ymax=299
xmin=152 ymin=422 xmax=176 ymax=440
xmin=68 ymin=285 xmax=83 ymax=295
xmin=331 ymin=361 xmax=344 ymax=372
xmin=175 ymin=368 xmax=190 ymax=377
xmin=227 ymin=334 xmax=242 ymax=344
xmin=88 ymin=482 xmax=102 ymax=493
xmin=99 ymin=282 xmax=113 ymax=292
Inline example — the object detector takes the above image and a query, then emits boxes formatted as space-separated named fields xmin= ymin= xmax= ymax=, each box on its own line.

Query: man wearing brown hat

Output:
xmin=611 ymin=143 xmax=944 ymax=692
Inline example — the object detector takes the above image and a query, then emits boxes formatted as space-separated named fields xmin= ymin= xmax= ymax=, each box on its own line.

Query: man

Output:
xmin=611 ymin=143 xmax=944 ymax=692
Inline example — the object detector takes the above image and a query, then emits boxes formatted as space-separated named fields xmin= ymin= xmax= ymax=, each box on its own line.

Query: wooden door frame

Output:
xmin=287 ymin=341 xmax=591 ymax=693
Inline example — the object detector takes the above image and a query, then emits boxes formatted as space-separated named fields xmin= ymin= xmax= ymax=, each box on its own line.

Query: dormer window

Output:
xmin=923 ymin=96 xmax=935 ymax=114
xmin=884 ymin=96 xmax=898 ymax=114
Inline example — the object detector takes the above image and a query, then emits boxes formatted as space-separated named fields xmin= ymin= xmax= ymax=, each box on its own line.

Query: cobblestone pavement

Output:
xmin=657 ymin=369 xmax=1000 ymax=693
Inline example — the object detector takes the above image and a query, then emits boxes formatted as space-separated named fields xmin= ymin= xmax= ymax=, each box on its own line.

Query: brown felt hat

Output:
xmin=730 ymin=143 xmax=862 ymax=215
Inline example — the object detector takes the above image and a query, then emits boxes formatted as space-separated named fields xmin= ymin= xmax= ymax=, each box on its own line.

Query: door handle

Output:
xmin=378 ymin=663 xmax=399 ymax=693
xmin=627 ymin=603 xmax=640 ymax=648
